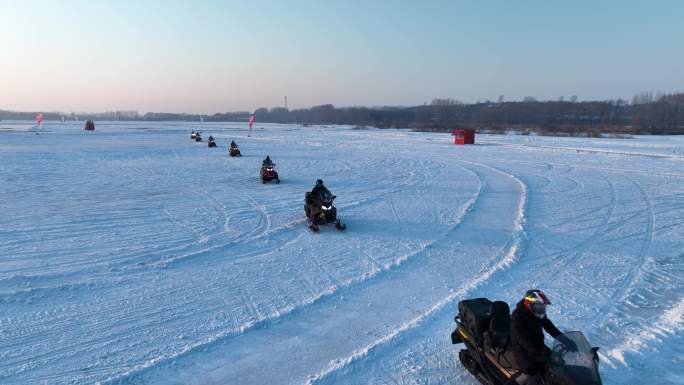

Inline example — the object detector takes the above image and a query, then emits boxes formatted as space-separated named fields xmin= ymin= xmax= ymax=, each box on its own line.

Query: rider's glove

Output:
xmin=556 ymin=335 xmax=578 ymax=352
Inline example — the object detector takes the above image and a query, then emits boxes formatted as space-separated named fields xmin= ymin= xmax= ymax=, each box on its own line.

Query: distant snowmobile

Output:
xmin=304 ymin=187 xmax=346 ymax=232
xmin=194 ymin=132 xmax=202 ymax=142
xmin=451 ymin=298 xmax=602 ymax=385
xmin=207 ymin=136 xmax=217 ymax=148
xmin=190 ymin=130 xmax=197 ymax=139
xmin=229 ymin=143 xmax=241 ymax=157
xmin=84 ymin=120 xmax=95 ymax=131
xmin=260 ymin=164 xmax=280 ymax=184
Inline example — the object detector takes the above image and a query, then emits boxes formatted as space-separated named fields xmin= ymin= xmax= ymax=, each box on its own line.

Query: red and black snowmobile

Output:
xmin=229 ymin=147 xmax=241 ymax=157
xmin=260 ymin=164 xmax=280 ymax=184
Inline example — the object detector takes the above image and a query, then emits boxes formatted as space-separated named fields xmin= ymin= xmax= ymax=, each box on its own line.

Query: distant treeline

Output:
xmin=247 ymin=92 xmax=684 ymax=135
xmin=2 ymin=92 xmax=683 ymax=135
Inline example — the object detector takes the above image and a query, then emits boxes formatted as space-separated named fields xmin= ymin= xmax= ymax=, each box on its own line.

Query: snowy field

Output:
xmin=1 ymin=121 xmax=683 ymax=385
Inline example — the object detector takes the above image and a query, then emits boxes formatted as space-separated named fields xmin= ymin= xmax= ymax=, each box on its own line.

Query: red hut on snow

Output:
xmin=451 ymin=129 xmax=475 ymax=145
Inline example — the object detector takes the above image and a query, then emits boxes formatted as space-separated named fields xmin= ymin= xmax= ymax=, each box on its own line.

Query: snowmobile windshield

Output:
xmin=550 ymin=332 xmax=601 ymax=385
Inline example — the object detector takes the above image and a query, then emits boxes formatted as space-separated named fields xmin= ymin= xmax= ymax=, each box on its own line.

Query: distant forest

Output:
xmin=2 ymin=92 xmax=683 ymax=135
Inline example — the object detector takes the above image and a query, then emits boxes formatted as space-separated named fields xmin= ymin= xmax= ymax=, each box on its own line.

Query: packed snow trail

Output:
xmin=318 ymin=139 xmax=684 ymax=385
xmin=124 ymin=160 xmax=523 ymax=384
xmin=1 ymin=122 xmax=682 ymax=385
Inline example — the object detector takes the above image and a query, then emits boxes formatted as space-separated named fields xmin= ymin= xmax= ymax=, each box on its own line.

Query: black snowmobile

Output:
xmin=195 ymin=133 xmax=202 ymax=142
xmin=229 ymin=146 xmax=241 ymax=157
xmin=190 ymin=131 xmax=197 ymax=139
xmin=304 ymin=189 xmax=346 ymax=232
xmin=208 ymin=137 xmax=217 ymax=147
xmin=451 ymin=298 xmax=602 ymax=385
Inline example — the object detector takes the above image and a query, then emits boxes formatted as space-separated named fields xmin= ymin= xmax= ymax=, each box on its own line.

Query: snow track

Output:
xmin=0 ymin=123 xmax=682 ymax=385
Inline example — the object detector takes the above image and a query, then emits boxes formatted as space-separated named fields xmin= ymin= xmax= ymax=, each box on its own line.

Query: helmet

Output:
xmin=523 ymin=289 xmax=550 ymax=318
xmin=316 ymin=179 xmax=324 ymax=186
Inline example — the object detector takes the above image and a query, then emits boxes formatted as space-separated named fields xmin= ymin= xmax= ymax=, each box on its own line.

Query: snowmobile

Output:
xmin=304 ymin=190 xmax=346 ymax=232
xmin=190 ymin=131 xmax=197 ymax=139
xmin=229 ymin=147 xmax=241 ymax=157
xmin=195 ymin=133 xmax=202 ymax=142
xmin=84 ymin=120 xmax=95 ymax=131
xmin=451 ymin=298 xmax=602 ymax=385
xmin=208 ymin=138 xmax=217 ymax=148
xmin=260 ymin=164 xmax=280 ymax=184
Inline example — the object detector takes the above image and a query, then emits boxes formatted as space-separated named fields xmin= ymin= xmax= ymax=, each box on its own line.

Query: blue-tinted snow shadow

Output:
xmin=342 ymin=218 xmax=450 ymax=241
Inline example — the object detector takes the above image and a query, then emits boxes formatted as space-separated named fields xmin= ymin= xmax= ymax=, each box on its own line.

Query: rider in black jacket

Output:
xmin=510 ymin=289 xmax=576 ymax=384
xmin=310 ymin=179 xmax=329 ymax=198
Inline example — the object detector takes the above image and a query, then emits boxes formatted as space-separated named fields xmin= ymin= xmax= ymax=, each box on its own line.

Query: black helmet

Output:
xmin=316 ymin=179 xmax=324 ymax=186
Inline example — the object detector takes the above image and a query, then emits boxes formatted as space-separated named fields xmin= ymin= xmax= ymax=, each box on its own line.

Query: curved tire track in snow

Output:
xmin=306 ymin=160 xmax=528 ymax=385
xmin=125 ymin=160 xmax=525 ymax=385
xmin=102 ymin=163 xmax=484 ymax=385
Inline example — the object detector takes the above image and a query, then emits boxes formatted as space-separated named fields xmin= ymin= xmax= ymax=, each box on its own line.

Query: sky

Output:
xmin=1 ymin=0 xmax=683 ymax=114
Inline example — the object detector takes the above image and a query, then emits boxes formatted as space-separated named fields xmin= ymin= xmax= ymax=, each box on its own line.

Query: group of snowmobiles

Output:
xmin=184 ymin=131 xmax=603 ymax=384
xmin=188 ymin=131 xmax=346 ymax=233
xmin=190 ymin=130 xmax=218 ymax=147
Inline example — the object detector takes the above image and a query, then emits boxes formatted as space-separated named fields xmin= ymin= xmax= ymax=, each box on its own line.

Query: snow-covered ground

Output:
xmin=1 ymin=121 xmax=682 ymax=385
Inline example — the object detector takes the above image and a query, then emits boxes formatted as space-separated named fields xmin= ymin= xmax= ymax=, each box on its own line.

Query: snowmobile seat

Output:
xmin=457 ymin=298 xmax=492 ymax=346
xmin=485 ymin=300 xmax=511 ymax=351
xmin=482 ymin=301 xmax=520 ymax=380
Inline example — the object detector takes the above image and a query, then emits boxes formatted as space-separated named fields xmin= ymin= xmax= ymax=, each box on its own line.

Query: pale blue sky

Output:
xmin=1 ymin=0 xmax=682 ymax=113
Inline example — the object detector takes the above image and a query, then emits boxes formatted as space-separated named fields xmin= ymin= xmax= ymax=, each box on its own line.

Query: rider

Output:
xmin=262 ymin=155 xmax=274 ymax=167
xmin=230 ymin=140 xmax=237 ymax=148
xmin=307 ymin=179 xmax=332 ymax=229
xmin=208 ymin=135 xmax=214 ymax=142
xmin=310 ymin=179 xmax=329 ymax=198
xmin=510 ymin=289 xmax=577 ymax=385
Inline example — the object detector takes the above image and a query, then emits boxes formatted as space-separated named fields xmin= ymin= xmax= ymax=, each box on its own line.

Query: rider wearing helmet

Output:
xmin=307 ymin=179 xmax=333 ymax=229
xmin=311 ymin=179 xmax=329 ymax=198
xmin=510 ymin=289 xmax=576 ymax=384
xmin=231 ymin=140 xmax=237 ymax=148
xmin=262 ymin=155 xmax=274 ymax=167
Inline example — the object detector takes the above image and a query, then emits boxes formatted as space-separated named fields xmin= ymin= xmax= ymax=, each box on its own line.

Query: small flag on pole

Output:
xmin=248 ymin=114 xmax=254 ymax=137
